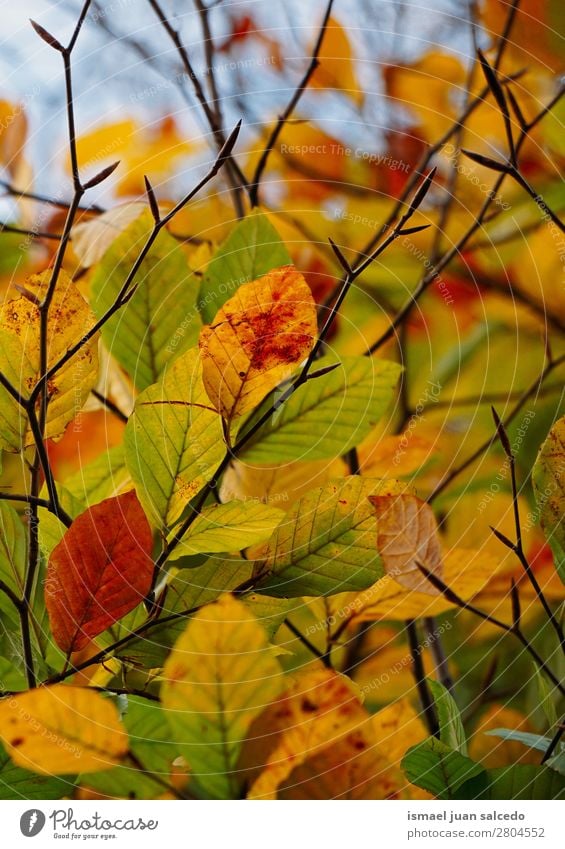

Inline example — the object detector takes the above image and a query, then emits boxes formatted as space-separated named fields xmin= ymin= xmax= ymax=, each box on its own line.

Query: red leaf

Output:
xmin=45 ymin=491 xmax=153 ymax=654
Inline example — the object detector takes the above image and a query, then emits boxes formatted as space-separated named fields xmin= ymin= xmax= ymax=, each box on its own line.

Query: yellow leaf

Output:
xmin=0 ymin=270 xmax=99 ymax=451
xmin=278 ymin=727 xmax=403 ymax=799
xmin=469 ymin=705 xmax=539 ymax=768
xmin=370 ymin=493 xmax=443 ymax=595
xmin=199 ymin=265 xmax=317 ymax=424
xmin=244 ymin=668 xmax=368 ymax=799
xmin=347 ymin=547 xmax=503 ymax=622
xmin=371 ymin=698 xmax=433 ymax=799
xmin=220 ymin=457 xmax=337 ymax=511
xmin=161 ymin=594 xmax=283 ymax=799
xmin=371 ymin=698 xmax=429 ymax=766
xmin=0 ymin=685 xmax=128 ymax=775
xmin=385 ymin=52 xmax=466 ymax=141
xmin=311 ymin=18 xmax=364 ymax=105
xmin=360 ymin=434 xmax=435 ymax=478
xmin=72 ymin=117 xmax=196 ymax=197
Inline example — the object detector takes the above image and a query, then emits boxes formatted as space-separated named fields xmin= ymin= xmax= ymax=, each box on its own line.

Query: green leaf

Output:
xmin=485 ymin=728 xmax=553 ymax=753
xmin=198 ymin=210 xmax=291 ymax=324
xmin=166 ymin=500 xmax=285 ymax=560
xmin=82 ymin=697 xmax=179 ymax=799
xmin=532 ymin=415 xmax=565 ymax=583
xmin=253 ymin=476 xmax=394 ymax=598
xmin=485 ymin=728 xmax=565 ymax=776
xmin=124 ymin=347 xmax=224 ymax=528
xmin=239 ymin=356 xmax=402 ymax=462
xmin=428 ymin=679 xmax=467 ymax=755
xmin=401 ymin=738 xmax=485 ymax=799
xmin=0 ymin=502 xmax=26 ymax=626
xmin=91 ymin=211 xmax=201 ymax=391
xmin=534 ymin=664 xmax=559 ymax=729
xmin=0 ymin=749 xmax=72 ymax=800
xmin=38 ymin=485 xmax=83 ymax=559
xmin=0 ymin=657 xmax=27 ymax=690
xmin=458 ymin=764 xmax=565 ymax=800
xmin=63 ymin=445 xmax=131 ymax=508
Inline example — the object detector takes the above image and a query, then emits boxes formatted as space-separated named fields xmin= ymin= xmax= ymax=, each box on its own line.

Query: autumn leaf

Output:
xmin=72 ymin=116 xmax=196 ymax=196
xmin=344 ymin=547 xmax=504 ymax=622
xmin=369 ymin=493 xmax=444 ymax=594
xmin=198 ymin=209 xmax=291 ymax=324
xmin=45 ymin=490 xmax=153 ymax=654
xmin=199 ymin=265 xmax=317 ymax=424
xmin=161 ymin=594 xmax=283 ymax=799
xmin=0 ymin=685 xmax=128 ymax=775
xmin=0 ymin=501 xmax=27 ymax=625
xmin=0 ymin=269 xmax=99 ymax=451
xmin=243 ymin=668 xmax=369 ymax=799
xmin=311 ymin=17 xmax=364 ymax=105
xmin=278 ymin=696 xmax=431 ymax=800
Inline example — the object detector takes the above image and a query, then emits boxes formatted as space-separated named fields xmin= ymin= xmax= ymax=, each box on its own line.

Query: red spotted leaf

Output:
xmin=45 ymin=490 xmax=153 ymax=654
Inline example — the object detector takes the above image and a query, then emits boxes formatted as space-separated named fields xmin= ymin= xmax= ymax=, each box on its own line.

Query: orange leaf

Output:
xmin=45 ymin=491 xmax=153 ymax=654
xmin=369 ymin=493 xmax=443 ymax=595
xmin=199 ymin=265 xmax=317 ymax=424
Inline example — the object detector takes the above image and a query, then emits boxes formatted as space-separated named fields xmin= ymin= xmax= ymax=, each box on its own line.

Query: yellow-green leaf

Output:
xmin=161 ymin=594 xmax=283 ymax=799
xmin=239 ymin=355 xmax=402 ymax=462
xmin=91 ymin=211 xmax=201 ymax=391
xmin=198 ymin=209 xmax=292 ymax=324
xmin=0 ymin=501 xmax=26 ymax=625
xmin=167 ymin=500 xmax=286 ymax=560
xmin=254 ymin=477 xmax=405 ymax=597
xmin=124 ymin=348 xmax=224 ymax=528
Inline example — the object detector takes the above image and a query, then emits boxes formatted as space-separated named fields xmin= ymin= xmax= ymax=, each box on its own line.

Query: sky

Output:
xmin=0 ymin=0 xmax=477 ymax=199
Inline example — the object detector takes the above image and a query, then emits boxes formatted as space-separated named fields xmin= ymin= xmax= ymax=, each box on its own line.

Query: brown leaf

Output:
xmin=369 ymin=493 xmax=443 ymax=595
xmin=45 ymin=490 xmax=153 ymax=654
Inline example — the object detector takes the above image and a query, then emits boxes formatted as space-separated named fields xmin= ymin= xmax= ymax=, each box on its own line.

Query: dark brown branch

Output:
xmin=91 ymin=389 xmax=129 ymax=424
xmin=406 ymin=619 xmax=440 ymax=737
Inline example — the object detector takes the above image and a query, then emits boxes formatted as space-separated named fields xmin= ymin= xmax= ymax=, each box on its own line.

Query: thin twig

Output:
xmin=249 ymin=0 xmax=335 ymax=206
xmin=146 ymin=0 xmax=247 ymax=215
xmin=284 ymin=618 xmax=331 ymax=667
xmin=417 ymin=564 xmax=565 ymax=697
xmin=490 ymin=408 xmax=565 ymax=652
